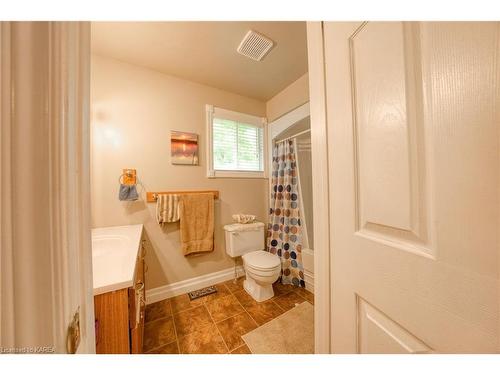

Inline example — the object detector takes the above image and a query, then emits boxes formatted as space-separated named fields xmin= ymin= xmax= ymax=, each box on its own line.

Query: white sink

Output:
xmin=91 ymin=224 xmax=143 ymax=295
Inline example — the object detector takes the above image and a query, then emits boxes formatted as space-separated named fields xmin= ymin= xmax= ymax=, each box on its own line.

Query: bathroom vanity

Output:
xmin=92 ymin=224 xmax=146 ymax=354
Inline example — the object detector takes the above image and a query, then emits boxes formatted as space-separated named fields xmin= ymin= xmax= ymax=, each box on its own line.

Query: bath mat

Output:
xmin=242 ymin=301 xmax=314 ymax=354
xmin=188 ymin=285 xmax=217 ymax=300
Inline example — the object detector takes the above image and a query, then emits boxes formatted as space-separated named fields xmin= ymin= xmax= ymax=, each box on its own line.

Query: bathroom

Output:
xmin=3 ymin=11 xmax=500 ymax=365
xmin=90 ymin=22 xmax=315 ymax=354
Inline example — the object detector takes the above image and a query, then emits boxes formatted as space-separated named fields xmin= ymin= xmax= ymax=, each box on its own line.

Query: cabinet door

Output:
xmin=94 ymin=289 xmax=130 ymax=354
xmin=130 ymin=312 xmax=144 ymax=354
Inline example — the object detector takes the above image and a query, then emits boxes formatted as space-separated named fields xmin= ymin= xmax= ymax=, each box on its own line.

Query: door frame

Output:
xmin=307 ymin=21 xmax=332 ymax=354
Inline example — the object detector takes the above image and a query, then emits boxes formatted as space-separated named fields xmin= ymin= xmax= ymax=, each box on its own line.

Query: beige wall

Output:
xmin=90 ymin=55 xmax=268 ymax=289
xmin=266 ymin=73 xmax=309 ymax=122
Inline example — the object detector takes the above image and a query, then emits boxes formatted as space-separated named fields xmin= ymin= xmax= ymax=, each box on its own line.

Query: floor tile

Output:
xmin=161 ymin=281 xmax=314 ymax=355
xmin=294 ymin=288 xmax=314 ymax=305
xmin=143 ymin=316 xmax=176 ymax=352
xmin=216 ymin=312 xmax=258 ymax=351
xmin=169 ymin=293 xmax=204 ymax=314
xmin=178 ymin=324 xmax=227 ymax=354
xmin=173 ymin=305 xmax=213 ymax=337
xmin=206 ymin=294 xmax=245 ymax=322
xmin=273 ymin=291 xmax=306 ymax=312
xmin=272 ymin=281 xmax=296 ymax=297
xmin=244 ymin=300 xmax=284 ymax=326
xmin=145 ymin=299 xmax=172 ymax=323
xmin=230 ymin=344 xmax=251 ymax=354
xmin=145 ymin=341 xmax=179 ymax=354
xmin=232 ymin=289 xmax=258 ymax=308
xmin=224 ymin=277 xmax=245 ymax=293
xmin=202 ymin=283 xmax=232 ymax=303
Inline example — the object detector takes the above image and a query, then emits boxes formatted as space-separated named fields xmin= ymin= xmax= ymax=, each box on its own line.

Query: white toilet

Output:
xmin=224 ymin=222 xmax=281 ymax=302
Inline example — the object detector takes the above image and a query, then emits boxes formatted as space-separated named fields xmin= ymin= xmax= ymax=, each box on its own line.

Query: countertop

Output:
xmin=91 ymin=224 xmax=143 ymax=296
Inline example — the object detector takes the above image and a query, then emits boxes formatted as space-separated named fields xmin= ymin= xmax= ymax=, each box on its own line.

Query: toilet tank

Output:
xmin=224 ymin=222 xmax=265 ymax=257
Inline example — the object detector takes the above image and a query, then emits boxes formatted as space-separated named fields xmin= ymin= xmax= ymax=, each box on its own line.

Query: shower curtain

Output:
xmin=267 ymin=139 xmax=305 ymax=287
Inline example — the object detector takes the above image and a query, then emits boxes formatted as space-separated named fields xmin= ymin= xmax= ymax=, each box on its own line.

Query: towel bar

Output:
xmin=147 ymin=190 xmax=219 ymax=202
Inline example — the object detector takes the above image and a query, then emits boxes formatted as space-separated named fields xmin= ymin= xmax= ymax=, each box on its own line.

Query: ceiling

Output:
xmin=91 ymin=22 xmax=308 ymax=101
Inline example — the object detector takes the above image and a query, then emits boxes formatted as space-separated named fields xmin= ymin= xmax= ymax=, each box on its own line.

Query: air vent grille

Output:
xmin=237 ymin=30 xmax=274 ymax=61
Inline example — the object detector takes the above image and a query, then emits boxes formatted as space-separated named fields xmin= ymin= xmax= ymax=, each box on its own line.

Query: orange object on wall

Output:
xmin=121 ymin=169 xmax=136 ymax=185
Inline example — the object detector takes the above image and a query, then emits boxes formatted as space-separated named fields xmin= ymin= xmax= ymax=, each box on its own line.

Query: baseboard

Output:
xmin=146 ymin=265 xmax=246 ymax=305
xmin=304 ymin=270 xmax=314 ymax=293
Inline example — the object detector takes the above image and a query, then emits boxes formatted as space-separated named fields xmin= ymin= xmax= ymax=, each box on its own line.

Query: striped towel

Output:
xmin=156 ymin=194 xmax=180 ymax=224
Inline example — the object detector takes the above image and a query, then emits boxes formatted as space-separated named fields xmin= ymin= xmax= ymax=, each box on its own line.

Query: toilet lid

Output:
xmin=243 ymin=251 xmax=281 ymax=270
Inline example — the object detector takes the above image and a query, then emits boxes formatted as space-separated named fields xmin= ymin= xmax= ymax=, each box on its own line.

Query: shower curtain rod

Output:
xmin=275 ymin=128 xmax=311 ymax=142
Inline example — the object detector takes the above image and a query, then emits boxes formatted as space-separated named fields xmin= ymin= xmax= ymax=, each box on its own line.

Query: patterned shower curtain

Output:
xmin=267 ymin=139 xmax=305 ymax=287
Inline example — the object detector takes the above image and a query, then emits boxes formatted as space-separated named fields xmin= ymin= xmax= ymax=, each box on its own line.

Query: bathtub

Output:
xmin=302 ymin=247 xmax=314 ymax=292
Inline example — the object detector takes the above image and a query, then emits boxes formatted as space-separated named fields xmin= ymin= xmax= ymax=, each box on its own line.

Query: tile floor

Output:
xmin=143 ymin=277 xmax=314 ymax=354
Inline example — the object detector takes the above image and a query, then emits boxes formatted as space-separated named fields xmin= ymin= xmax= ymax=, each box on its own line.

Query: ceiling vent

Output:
xmin=237 ymin=30 xmax=275 ymax=61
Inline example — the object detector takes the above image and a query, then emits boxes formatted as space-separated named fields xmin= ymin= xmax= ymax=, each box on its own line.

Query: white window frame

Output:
xmin=206 ymin=104 xmax=268 ymax=179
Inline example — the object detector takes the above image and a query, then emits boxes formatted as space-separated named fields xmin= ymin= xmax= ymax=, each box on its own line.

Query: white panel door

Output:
xmin=323 ymin=22 xmax=499 ymax=353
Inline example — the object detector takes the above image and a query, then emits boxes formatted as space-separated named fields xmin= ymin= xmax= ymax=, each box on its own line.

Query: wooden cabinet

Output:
xmin=94 ymin=241 xmax=146 ymax=354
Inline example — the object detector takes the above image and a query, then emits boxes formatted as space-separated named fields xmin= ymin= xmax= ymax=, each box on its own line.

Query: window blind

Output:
xmin=213 ymin=117 xmax=264 ymax=172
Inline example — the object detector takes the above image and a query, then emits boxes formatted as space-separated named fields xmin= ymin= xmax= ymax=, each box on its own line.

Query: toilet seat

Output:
xmin=242 ymin=250 xmax=280 ymax=271
xmin=245 ymin=266 xmax=281 ymax=279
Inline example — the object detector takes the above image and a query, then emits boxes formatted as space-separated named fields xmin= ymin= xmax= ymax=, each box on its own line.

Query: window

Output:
xmin=206 ymin=105 xmax=266 ymax=178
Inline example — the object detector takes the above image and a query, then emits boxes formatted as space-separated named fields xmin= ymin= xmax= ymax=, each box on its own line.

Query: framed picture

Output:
xmin=170 ymin=131 xmax=199 ymax=165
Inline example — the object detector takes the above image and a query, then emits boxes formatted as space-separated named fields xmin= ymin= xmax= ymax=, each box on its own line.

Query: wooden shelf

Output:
xmin=146 ymin=190 xmax=219 ymax=202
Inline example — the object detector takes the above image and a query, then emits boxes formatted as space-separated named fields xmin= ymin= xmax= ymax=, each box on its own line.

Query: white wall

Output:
xmin=266 ymin=73 xmax=309 ymax=122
